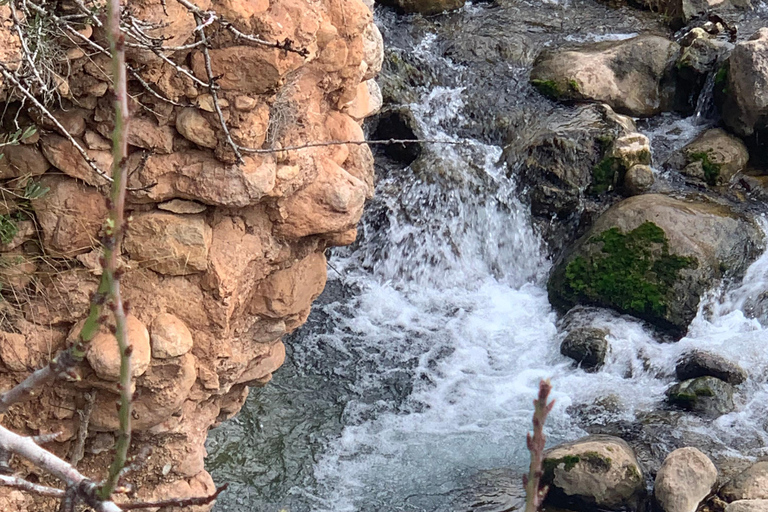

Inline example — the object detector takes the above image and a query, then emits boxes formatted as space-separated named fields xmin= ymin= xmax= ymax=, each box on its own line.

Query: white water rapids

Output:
xmin=208 ymin=5 xmax=768 ymax=511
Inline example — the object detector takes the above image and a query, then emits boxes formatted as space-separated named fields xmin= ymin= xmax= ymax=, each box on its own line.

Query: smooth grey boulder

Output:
xmin=720 ymin=29 xmax=768 ymax=139
xmin=676 ymin=350 xmax=747 ymax=385
xmin=530 ymin=35 xmax=680 ymax=117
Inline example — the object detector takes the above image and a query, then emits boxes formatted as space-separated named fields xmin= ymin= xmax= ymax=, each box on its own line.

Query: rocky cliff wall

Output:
xmin=0 ymin=0 xmax=382 ymax=508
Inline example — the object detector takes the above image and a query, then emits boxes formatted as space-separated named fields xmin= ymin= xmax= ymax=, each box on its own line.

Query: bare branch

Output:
xmin=8 ymin=0 xmax=48 ymax=92
xmin=524 ymin=379 xmax=555 ymax=512
xmin=119 ymin=484 xmax=228 ymax=510
xmin=70 ymin=391 xmax=95 ymax=467
xmin=0 ymin=474 xmax=65 ymax=497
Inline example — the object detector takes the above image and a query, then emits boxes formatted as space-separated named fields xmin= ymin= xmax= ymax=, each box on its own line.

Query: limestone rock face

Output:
xmin=542 ymin=435 xmax=645 ymax=511
xmin=548 ymin=194 xmax=764 ymax=335
xmin=721 ymin=29 xmax=768 ymax=138
xmin=531 ymin=35 xmax=680 ymax=117
xmin=721 ymin=462 xmax=768 ymax=501
xmin=654 ymin=447 xmax=717 ymax=512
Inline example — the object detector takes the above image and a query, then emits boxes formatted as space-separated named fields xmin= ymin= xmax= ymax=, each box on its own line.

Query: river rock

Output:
xmin=721 ymin=462 xmax=768 ymax=501
xmin=720 ymin=29 xmax=768 ymax=139
xmin=669 ymin=129 xmax=749 ymax=186
xmin=622 ymin=165 xmax=655 ymax=196
xmin=509 ymin=103 xmax=635 ymax=246
xmin=548 ymin=194 xmax=764 ymax=335
xmin=530 ymin=35 xmax=680 ymax=117
xmin=542 ymin=435 xmax=644 ymax=511
xmin=676 ymin=350 xmax=747 ymax=385
xmin=654 ymin=447 xmax=717 ymax=512
xmin=560 ymin=327 xmax=609 ymax=371
xmin=378 ymin=0 xmax=465 ymax=14
xmin=666 ymin=376 xmax=735 ymax=417
xmin=727 ymin=501 xmax=768 ymax=512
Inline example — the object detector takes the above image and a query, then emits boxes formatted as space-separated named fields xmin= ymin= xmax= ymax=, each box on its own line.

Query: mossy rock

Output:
xmin=548 ymin=194 xmax=763 ymax=336
xmin=667 ymin=376 xmax=735 ymax=417
xmin=542 ymin=435 xmax=644 ymax=511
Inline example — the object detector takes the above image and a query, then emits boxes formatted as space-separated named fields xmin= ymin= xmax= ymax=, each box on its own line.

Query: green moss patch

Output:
xmin=543 ymin=454 xmax=581 ymax=476
xmin=689 ymin=151 xmax=720 ymax=186
xmin=590 ymin=156 xmax=619 ymax=195
xmin=559 ymin=222 xmax=697 ymax=319
xmin=531 ymin=79 xmax=563 ymax=99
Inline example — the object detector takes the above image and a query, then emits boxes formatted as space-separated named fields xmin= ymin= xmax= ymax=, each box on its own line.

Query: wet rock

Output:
xmin=542 ymin=435 xmax=644 ymax=511
xmin=654 ymin=447 xmax=717 ymax=512
xmin=30 ymin=175 xmax=108 ymax=257
xmin=720 ymin=29 xmax=768 ymax=141
xmin=676 ymin=29 xmax=733 ymax=112
xmin=727 ymin=500 xmax=768 ymax=512
xmin=667 ymin=376 xmax=735 ymax=417
xmin=124 ymin=212 xmax=212 ymax=276
xmin=530 ymin=35 xmax=680 ymax=117
xmin=623 ymin=165 xmax=655 ymax=196
xmin=560 ymin=327 xmax=609 ymax=371
xmin=86 ymin=314 xmax=152 ymax=381
xmin=379 ymin=0 xmax=465 ymax=14
xmin=669 ymin=129 xmax=749 ymax=186
xmin=721 ymin=461 xmax=768 ymax=501
xmin=676 ymin=350 xmax=747 ymax=385
xmin=595 ymin=133 xmax=652 ymax=195
xmin=508 ymin=103 xmax=635 ymax=250
xmin=548 ymin=194 xmax=764 ymax=335
xmin=151 ymin=313 xmax=194 ymax=359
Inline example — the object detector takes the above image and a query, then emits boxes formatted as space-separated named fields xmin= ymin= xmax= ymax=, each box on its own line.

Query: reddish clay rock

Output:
xmin=86 ymin=314 xmax=152 ymax=381
xmin=176 ymin=108 xmax=218 ymax=149
xmin=151 ymin=313 xmax=194 ymax=359
xmin=0 ymin=144 xmax=50 ymax=179
xmin=124 ymin=212 xmax=212 ymax=276
xmin=127 ymin=151 xmax=276 ymax=206
xmin=191 ymin=46 xmax=303 ymax=94
xmin=30 ymin=175 xmax=108 ymax=256
xmin=40 ymin=135 xmax=113 ymax=187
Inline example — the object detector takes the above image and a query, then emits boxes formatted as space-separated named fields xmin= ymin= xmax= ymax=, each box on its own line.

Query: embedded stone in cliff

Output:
xmin=721 ymin=462 xmax=768 ymax=501
xmin=622 ymin=165 xmax=655 ymax=196
xmin=720 ymin=29 xmax=768 ymax=142
xmin=345 ymin=79 xmax=383 ymax=121
xmin=124 ymin=212 xmax=211 ymax=276
xmin=667 ymin=376 xmax=735 ymax=417
xmin=158 ymin=199 xmax=207 ymax=215
xmin=275 ymin=158 xmax=367 ymax=239
xmin=0 ymin=143 xmax=50 ymax=179
xmin=0 ymin=332 xmax=30 ymax=372
xmin=530 ymin=35 xmax=680 ymax=117
xmin=90 ymin=352 xmax=197 ymax=431
xmin=542 ymin=435 xmax=644 ymax=511
xmin=378 ymin=0 xmax=465 ymax=14
xmin=362 ymin=22 xmax=384 ymax=81
xmin=548 ymin=194 xmax=764 ymax=336
xmin=125 ymin=116 xmax=175 ymax=154
xmin=727 ymin=501 xmax=768 ymax=512
xmin=126 ymin=151 xmax=276 ymax=206
xmin=30 ymin=175 xmax=108 ymax=257
xmin=654 ymin=447 xmax=717 ymax=512
xmin=249 ymin=252 xmax=328 ymax=331
xmin=669 ymin=128 xmax=749 ymax=186
xmin=560 ymin=327 xmax=609 ymax=372
xmin=676 ymin=350 xmax=747 ymax=385
xmin=190 ymin=46 xmax=302 ymax=95
xmin=235 ymin=341 xmax=286 ymax=385
xmin=151 ymin=313 xmax=194 ymax=359
xmin=86 ymin=314 xmax=152 ymax=381
xmin=176 ymin=108 xmax=218 ymax=149
xmin=40 ymin=134 xmax=113 ymax=187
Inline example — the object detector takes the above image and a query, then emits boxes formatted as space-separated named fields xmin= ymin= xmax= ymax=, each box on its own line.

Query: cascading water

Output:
xmin=208 ymin=2 xmax=768 ymax=511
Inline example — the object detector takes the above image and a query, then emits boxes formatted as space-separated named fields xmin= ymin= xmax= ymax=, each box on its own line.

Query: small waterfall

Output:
xmin=694 ymin=71 xmax=718 ymax=123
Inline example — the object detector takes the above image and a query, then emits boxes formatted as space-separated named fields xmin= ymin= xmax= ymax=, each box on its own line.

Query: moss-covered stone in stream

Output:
xmin=556 ymin=222 xmax=697 ymax=320
xmin=590 ymin=156 xmax=619 ymax=195
xmin=688 ymin=151 xmax=721 ymax=186
xmin=542 ymin=454 xmax=581 ymax=477
xmin=531 ymin=79 xmax=564 ymax=98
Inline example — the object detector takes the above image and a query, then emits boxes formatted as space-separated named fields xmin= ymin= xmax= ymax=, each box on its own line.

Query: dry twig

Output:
xmin=523 ymin=379 xmax=555 ymax=512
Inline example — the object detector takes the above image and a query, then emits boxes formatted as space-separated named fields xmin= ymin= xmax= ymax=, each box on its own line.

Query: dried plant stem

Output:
xmin=97 ymin=0 xmax=132 ymax=499
xmin=524 ymin=379 xmax=555 ymax=512
xmin=0 ymin=474 xmax=65 ymax=497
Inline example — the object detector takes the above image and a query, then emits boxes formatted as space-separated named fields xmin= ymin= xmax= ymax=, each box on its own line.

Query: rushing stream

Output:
xmin=208 ymin=2 xmax=768 ymax=511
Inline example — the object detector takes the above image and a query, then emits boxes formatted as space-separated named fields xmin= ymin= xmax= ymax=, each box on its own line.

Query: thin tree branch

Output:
xmin=8 ymin=0 xmax=48 ymax=92
xmin=119 ymin=484 xmax=228 ymax=510
xmin=0 ymin=474 xmax=65 ymax=497
xmin=70 ymin=391 xmax=95 ymax=467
